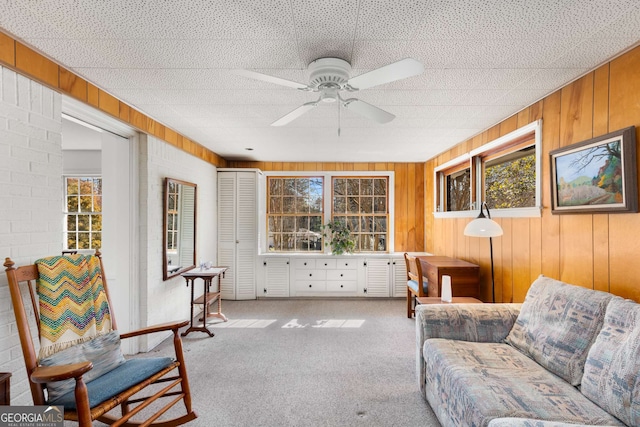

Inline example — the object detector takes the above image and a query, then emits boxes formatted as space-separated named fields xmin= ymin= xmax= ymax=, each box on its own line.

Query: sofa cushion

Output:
xmin=505 ymin=275 xmax=613 ymax=386
xmin=581 ymin=297 xmax=640 ymax=427
xmin=423 ymin=339 xmax=624 ymax=427
xmin=488 ymin=418 xmax=621 ymax=426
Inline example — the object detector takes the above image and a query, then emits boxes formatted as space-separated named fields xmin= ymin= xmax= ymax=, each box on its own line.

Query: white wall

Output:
xmin=138 ymin=134 xmax=217 ymax=351
xmin=0 ymin=66 xmax=63 ymax=404
xmin=0 ymin=66 xmax=219 ymax=403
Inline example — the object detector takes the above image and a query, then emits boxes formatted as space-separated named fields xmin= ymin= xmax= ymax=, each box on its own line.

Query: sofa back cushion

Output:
xmin=581 ymin=297 xmax=640 ymax=426
xmin=505 ymin=275 xmax=613 ymax=386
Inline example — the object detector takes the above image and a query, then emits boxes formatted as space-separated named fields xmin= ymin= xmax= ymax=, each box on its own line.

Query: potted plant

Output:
xmin=322 ymin=219 xmax=356 ymax=255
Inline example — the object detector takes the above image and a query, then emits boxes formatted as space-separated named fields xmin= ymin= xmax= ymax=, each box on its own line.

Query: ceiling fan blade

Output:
xmin=343 ymin=99 xmax=395 ymax=124
xmin=234 ymin=69 xmax=309 ymax=90
xmin=347 ymin=58 xmax=424 ymax=90
xmin=271 ymin=102 xmax=317 ymax=126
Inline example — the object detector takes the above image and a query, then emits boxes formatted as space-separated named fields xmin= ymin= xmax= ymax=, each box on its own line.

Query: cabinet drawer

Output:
xmin=316 ymin=259 xmax=336 ymax=269
xmin=326 ymin=270 xmax=357 ymax=281
xmin=294 ymin=269 xmax=326 ymax=281
xmin=294 ymin=281 xmax=327 ymax=292
xmin=326 ymin=281 xmax=357 ymax=292
xmin=293 ymin=259 xmax=315 ymax=269
xmin=335 ymin=259 xmax=357 ymax=269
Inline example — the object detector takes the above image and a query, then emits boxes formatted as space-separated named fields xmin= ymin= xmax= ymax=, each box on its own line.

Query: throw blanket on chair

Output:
xmin=35 ymin=254 xmax=113 ymax=360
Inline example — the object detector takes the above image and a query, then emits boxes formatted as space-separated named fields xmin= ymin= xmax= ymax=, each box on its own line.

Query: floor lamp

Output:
xmin=463 ymin=202 xmax=503 ymax=303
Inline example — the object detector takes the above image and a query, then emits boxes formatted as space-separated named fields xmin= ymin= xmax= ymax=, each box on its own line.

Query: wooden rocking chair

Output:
xmin=4 ymin=251 xmax=197 ymax=426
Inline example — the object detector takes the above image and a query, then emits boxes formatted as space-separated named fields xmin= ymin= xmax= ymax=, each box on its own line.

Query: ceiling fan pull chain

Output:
xmin=338 ymin=101 xmax=341 ymax=137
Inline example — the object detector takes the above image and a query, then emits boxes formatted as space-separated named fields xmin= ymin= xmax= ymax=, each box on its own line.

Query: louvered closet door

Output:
xmin=235 ymin=172 xmax=257 ymax=300
xmin=217 ymin=173 xmax=237 ymax=300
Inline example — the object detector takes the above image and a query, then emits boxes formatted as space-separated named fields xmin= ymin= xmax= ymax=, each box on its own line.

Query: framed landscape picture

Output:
xmin=550 ymin=126 xmax=637 ymax=214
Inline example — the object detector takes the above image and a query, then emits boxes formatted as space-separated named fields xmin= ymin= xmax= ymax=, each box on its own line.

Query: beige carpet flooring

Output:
xmin=96 ymin=298 xmax=441 ymax=427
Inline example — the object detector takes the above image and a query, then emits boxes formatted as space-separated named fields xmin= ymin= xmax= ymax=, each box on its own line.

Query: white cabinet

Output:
xmin=364 ymin=258 xmax=391 ymax=297
xmin=257 ymin=254 xmax=424 ymax=298
xmin=217 ymin=170 xmax=259 ymax=300
xmin=261 ymin=258 xmax=290 ymax=297
xmin=291 ymin=258 xmax=358 ymax=296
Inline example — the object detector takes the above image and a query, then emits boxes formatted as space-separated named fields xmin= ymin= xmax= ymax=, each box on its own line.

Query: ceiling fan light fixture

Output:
xmin=320 ymin=87 xmax=338 ymax=103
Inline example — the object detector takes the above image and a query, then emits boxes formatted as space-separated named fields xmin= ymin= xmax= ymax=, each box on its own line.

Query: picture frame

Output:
xmin=550 ymin=126 xmax=637 ymax=214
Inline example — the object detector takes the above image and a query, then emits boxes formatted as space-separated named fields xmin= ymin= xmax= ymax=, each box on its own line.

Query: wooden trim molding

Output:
xmin=0 ymin=32 xmax=226 ymax=168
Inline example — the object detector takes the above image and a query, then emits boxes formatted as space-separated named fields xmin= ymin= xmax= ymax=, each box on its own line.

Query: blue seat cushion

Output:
xmin=407 ymin=279 xmax=428 ymax=294
xmin=48 ymin=357 xmax=175 ymax=410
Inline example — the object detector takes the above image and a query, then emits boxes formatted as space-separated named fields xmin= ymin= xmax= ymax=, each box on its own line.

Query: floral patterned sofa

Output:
xmin=415 ymin=275 xmax=639 ymax=427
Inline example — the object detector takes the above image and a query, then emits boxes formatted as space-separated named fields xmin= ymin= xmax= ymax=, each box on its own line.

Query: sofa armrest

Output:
xmin=416 ymin=303 xmax=522 ymax=396
xmin=416 ymin=303 xmax=522 ymax=343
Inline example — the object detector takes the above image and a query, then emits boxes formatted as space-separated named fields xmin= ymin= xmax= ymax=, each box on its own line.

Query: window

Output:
xmin=64 ymin=177 xmax=102 ymax=250
xmin=434 ymin=120 xmax=541 ymax=217
xmin=484 ymin=145 xmax=536 ymax=209
xmin=264 ymin=172 xmax=394 ymax=253
xmin=267 ymin=177 xmax=324 ymax=252
xmin=166 ymin=180 xmax=179 ymax=251
xmin=332 ymin=177 xmax=389 ymax=251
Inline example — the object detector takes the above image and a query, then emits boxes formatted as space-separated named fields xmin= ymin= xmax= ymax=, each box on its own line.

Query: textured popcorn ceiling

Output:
xmin=1 ymin=0 xmax=639 ymax=162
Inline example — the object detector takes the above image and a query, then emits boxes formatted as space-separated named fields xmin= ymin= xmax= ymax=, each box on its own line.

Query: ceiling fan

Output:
xmin=235 ymin=57 xmax=424 ymax=126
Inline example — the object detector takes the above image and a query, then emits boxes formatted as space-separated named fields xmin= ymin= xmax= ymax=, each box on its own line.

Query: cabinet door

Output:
xmin=262 ymin=258 xmax=289 ymax=297
xmin=391 ymin=257 xmax=408 ymax=297
xmin=364 ymin=258 xmax=390 ymax=297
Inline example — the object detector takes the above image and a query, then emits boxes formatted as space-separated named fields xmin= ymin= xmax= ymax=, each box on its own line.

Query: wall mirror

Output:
xmin=163 ymin=177 xmax=197 ymax=280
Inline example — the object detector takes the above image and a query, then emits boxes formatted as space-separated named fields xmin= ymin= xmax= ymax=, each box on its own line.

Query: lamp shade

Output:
xmin=464 ymin=217 xmax=503 ymax=237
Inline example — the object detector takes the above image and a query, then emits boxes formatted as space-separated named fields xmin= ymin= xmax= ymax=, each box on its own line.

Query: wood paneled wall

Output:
xmin=426 ymin=45 xmax=640 ymax=303
xmin=0 ymin=32 xmax=226 ymax=167
xmin=227 ymin=161 xmax=426 ymax=252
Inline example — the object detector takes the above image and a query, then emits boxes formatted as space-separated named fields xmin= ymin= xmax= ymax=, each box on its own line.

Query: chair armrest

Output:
xmin=31 ymin=361 xmax=93 ymax=383
xmin=120 ymin=320 xmax=189 ymax=339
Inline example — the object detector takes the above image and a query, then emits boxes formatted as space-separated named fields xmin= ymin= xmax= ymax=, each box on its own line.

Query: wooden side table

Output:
xmin=417 ymin=256 xmax=480 ymax=299
xmin=0 ymin=372 xmax=10 ymax=405
xmin=416 ymin=297 xmax=483 ymax=305
xmin=181 ymin=267 xmax=228 ymax=337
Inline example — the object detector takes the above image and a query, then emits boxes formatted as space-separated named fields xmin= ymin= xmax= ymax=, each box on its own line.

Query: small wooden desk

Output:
xmin=417 ymin=256 xmax=480 ymax=299
xmin=417 ymin=297 xmax=483 ymax=305
xmin=181 ymin=267 xmax=228 ymax=337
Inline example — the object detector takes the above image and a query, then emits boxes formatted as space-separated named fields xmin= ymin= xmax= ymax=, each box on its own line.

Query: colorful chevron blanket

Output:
xmin=35 ymin=254 xmax=113 ymax=360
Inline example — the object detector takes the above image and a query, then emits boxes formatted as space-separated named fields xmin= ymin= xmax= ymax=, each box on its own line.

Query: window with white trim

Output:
xmin=435 ymin=120 xmax=542 ymax=217
xmin=64 ymin=176 xmax=102 ymax=250
xmin=264 ymin=172 xmax=394 ymax=253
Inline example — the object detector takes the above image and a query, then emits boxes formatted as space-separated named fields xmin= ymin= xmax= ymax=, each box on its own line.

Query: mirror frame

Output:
xmin=163 ymin=177 xmax=197 ymax=280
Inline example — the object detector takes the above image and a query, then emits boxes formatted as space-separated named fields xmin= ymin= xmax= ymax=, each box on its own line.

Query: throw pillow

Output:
xmin=505 ymin=275 xmax=613 ymax=386
xmin=40 ymin=330 xmax=126 ymax=402
xmin=581 ymin=297 xmax=640 ymax=427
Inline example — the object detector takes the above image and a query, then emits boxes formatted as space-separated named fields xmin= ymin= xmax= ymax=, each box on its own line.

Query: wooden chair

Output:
xmin=4 ymin=251 xmax=197 ymax=426
xmin=404 ymin=253 xmax=428 ymax=318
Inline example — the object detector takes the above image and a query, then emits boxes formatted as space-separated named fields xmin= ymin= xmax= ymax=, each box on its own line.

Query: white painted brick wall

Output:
xmin=138 ymin=134 xmax=217 ymax=351
xmin=0 ymin=66 xmax=63 ymax=405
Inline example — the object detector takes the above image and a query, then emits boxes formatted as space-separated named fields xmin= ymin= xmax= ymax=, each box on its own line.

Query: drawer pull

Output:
xmin=309 ymin=273 xmax=312 ymax=277
xmin=324 ymin=263 xmax=327 ymax=266
xmin=309 ymin=284 xmax=312 ymax=288
xmin=340 ymin=274 xmax=343 ymax=277
xmin=304 ymin=262 xmax=307 ymax=266
xmin=340 ymin=285 xmax=344 ymax=288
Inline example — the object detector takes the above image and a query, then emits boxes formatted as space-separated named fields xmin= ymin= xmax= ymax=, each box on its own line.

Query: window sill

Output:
xmin=433 ymin=206 xmax=542 ymax=219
